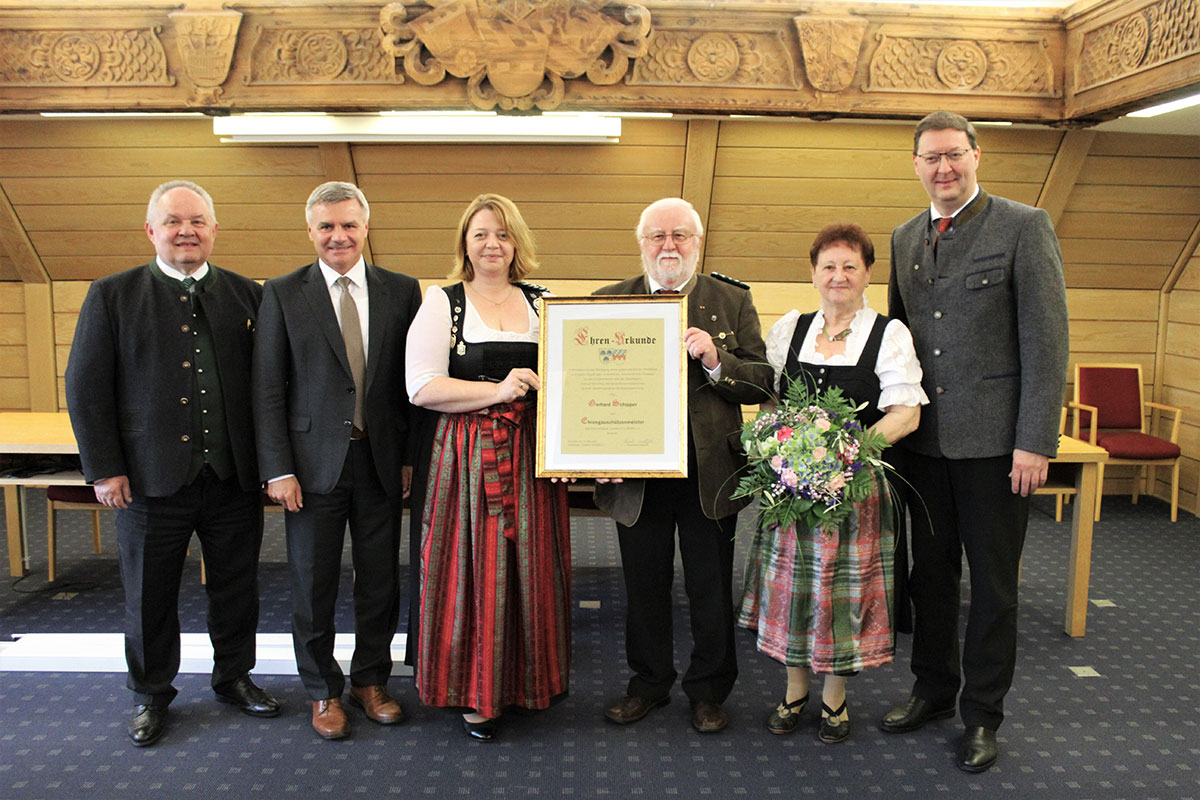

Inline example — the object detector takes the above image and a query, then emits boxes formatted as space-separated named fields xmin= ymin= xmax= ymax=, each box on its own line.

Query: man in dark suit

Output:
xmin=881 ymin=111 xmax=1069 ymax=772
xmin=595 ymin=197 xmax=773 ymax=734
xmin=253 ymin=181 xmax=421 ymax=740
xmin=66 ymin=180 xmax=279 ymax=748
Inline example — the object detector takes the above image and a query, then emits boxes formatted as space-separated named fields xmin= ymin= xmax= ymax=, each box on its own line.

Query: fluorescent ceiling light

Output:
xmin=213 ymin=113 xmax=622 ymax=143
xmin=41 ymin=112 xmax=208 ymax=118
xmin=1127 ymin=92 xmax=1200 ymax=118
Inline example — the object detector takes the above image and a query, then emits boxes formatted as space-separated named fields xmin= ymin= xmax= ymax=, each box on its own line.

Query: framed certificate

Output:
xmin=536 ymin=295 xmax=688 ymax=478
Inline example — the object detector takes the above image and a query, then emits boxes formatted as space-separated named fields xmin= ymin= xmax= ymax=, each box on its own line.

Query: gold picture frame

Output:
xmin=536 ymin=295 xmax=688 ymax=478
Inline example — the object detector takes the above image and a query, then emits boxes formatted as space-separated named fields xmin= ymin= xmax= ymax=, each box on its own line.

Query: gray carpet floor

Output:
xmin=0 ymin=489 xmax=1197 ymax=799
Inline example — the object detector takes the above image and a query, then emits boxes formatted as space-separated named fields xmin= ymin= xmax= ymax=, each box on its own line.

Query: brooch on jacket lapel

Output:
xmin=453 ymin=300 xmax=466 ymax=356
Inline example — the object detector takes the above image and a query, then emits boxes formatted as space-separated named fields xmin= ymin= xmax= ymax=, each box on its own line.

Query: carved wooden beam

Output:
xmin=0 ymin=0 xmax=1194 ymax=124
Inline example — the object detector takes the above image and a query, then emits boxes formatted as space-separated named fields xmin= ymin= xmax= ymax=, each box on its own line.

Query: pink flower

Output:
xmin=828 ymin=473 xmax=846 ymax=491
xmin=812 ymin=446 xmax=827 ymax=461
xmin=815 ymin=418 xmax=831 ymax=432
xmin=776 ymin=426 xmax=794 ymax=442
xmin=770 ymin=455 xmax=784 ymax=471
xmin=781 ymin=469 xmax=798 ymax=488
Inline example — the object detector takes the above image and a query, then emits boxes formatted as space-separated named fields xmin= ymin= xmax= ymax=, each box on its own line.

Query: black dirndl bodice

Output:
xmin=782 ymin=311 xmax=890 ymax=428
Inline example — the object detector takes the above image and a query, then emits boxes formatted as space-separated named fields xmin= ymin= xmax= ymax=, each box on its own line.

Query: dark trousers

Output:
xmin=115 ymin=468 xmax=263 ymax=707
xmin=285 ymin=438 xmax=402 ymax=700
xmin=616 ymin=475 xmax=738 ymax=705
xmin=904 ymin=451 xmax=1028 ymax=730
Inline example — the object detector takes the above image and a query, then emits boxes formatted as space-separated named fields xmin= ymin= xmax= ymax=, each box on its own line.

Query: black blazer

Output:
xmin=65 ymin=262 xmax=262 ymax=496
xmin=252 ymin=261 xmax=421 ymax=497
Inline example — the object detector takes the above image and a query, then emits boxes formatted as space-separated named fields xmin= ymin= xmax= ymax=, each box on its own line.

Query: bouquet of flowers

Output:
xmin=731 ymin=375 xmax=889 ymax=534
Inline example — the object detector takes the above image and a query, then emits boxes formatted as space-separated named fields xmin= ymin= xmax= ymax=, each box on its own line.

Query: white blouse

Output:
xmin=765 ymin=306 xmax=929 ymax=411
xmin=404 ymin=284 xmax=541 ymax=402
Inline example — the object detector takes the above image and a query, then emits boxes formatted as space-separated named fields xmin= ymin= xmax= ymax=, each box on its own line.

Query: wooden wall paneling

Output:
xmin=0 ymin=282 xmax=25 ymax=410
xmin=1 ymin=175 xmax=323 ymax=208
xmin=356 ymin=119 xmax=688 ymax=281
xmin=1064 ymin=185 xmax=1200 ymax=215
xmin=1164 ymin=218 xmax=1200 ymax=294
xmin=22 ymin=282 xmax=54 ymax=410
xmin=0 ymin=180 xmax=45 ymax=284
xmin=52 ymin=281 xmax=88 ymax=411
xmin=44 ymin=255 xmax=306 ymax=282
xmin=1 ymin=145 xmax=323 ymax=177
xmin=1035 ymin=129 xmax=1094 ymax=226
xmin=0 ymin=179 xmax=55 ymax=410
xmin=1160 ymin=248 xmax=1200 ymax=515
xmin=0 ymin=118 xmax=218 ymax=149
xmin=682 ymin=119 xmax=719 ymax=273
xmin=1087 ymin=133 xmax=1200 ymax=158
xmin=1056 ymin=211 xmax=1197 ymax=241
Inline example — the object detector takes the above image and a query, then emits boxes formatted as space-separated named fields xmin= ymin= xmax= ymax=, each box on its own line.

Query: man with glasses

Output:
xmin=594 ymin=197 xmax=772 ymax=733
xmin=881 ymin=111 xmax=1068 ymax=772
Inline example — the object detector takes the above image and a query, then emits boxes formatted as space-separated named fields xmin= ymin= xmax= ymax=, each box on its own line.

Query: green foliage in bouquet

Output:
xmin=731 ymin=374 xmax=889 ymax=534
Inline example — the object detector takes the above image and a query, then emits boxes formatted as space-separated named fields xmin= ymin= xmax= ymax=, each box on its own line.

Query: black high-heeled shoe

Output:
xmin=819 ymin=700 xmax=851 ymax=743
xmin=462 ymin=717 xmax=497 ymax=741
xmin=765 ymin=694 xmax=809 ymax=735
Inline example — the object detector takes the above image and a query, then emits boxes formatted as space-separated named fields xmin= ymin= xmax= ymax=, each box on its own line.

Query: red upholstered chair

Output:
xmin=45 ymin=485 xmax=105 ymax=582
xmin=1073 ymin=363 xmax=1183 ymax=522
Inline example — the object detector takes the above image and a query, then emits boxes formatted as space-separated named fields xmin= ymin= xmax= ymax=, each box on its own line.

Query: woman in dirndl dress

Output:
xmin=738 ymin=223 xmax=927 ymax=743
xmin=405 ymin=194 xmax=571 ymax=741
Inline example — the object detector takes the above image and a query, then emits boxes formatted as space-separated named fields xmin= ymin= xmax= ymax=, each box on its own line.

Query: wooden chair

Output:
xmin=45 ymin=485 xmax=105 ymax=582
xmin=1034 ymin=402 xmax=1096 ymax=522
xmin=1073 ymin=363 xmax=1183 ymax=522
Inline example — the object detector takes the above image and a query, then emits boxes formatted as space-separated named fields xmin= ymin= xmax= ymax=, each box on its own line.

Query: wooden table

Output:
xmin=0 ymin=411 xmax=83 ymax=577
xmin=1048 ymin=434 xmax=1109 ymax=637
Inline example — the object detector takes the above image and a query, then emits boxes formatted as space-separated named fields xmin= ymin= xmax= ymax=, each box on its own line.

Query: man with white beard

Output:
xmin=594 ymin=197 xmax=772 ymax=733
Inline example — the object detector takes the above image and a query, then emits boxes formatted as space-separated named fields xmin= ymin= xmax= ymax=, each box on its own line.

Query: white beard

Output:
xmin=644 ymin=249 xmax=696 ymax=290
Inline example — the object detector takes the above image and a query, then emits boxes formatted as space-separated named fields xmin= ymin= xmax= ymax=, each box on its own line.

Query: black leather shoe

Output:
xmin=215 ymin=675 xmax=282 ymax=718
xmin=957 ymin=726 xmax=998 ymax=773
xmin=878 ymin=696 xmax=955 ymax=733
xmin=462 ymin=717 xmax=497 ymax=741
xmin=604 ymin=694 xmax=669 ymax=725
xmin=127 ymin=704 xmax=167 ymax=747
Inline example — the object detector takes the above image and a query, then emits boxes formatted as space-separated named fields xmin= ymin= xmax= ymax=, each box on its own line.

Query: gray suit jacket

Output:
xmin=66 ymin=262 xmax=262 ymax=496
xmin=888 ymin=190 xmax=1068 ymax=459
xmin=252 ymin=261 xmax=421 ymax=497
xmin=592 ymin=273 xmax=773 ymax=524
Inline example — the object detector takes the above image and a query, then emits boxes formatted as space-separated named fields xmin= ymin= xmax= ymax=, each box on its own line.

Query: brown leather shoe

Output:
xmin=348 ymin=685 xmax=405 ymax=725
xmin=691 ymin=700 xmax=728 ymax=733
xmin=311 ymin=697 xmax=350 ymax=740
xmin=604 ymin=694 xmax=669 ymax=724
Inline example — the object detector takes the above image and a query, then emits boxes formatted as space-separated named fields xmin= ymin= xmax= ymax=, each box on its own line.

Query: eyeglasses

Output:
xmin=916 ymin=148 xmax=972 ymax=166
xmin=641 ymin=231 xmax=696 ymax=246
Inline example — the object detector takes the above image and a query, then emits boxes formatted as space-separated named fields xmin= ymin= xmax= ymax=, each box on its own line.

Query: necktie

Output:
xmin=654 ymin=288 xmax=679 ymax=294
xmin=336 ymin=276 xmax=366 ymax=432
xmin=181 ymin=276 xmax=197 ymax=312
xmin=933 ymin=216 xmax=952 ymax=255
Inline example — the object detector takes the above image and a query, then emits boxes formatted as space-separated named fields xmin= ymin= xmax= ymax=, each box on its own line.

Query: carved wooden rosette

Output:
xmin=379 ymin=0 xmax=650 ymax=110
xmin=866 ymin=32 xmax=1057 ymax=97
xmin=1075 ymin=0 xmax=1199 ymax=92
xmin=0 ymin=27 xmax=172 ymax=87
xmin=246 ymin=26 xmax=398 ymax=86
